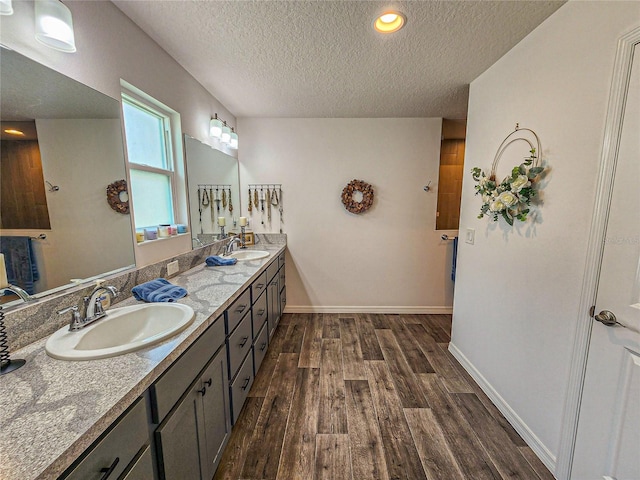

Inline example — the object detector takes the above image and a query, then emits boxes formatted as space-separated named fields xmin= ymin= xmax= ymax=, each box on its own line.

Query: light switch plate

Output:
xmin=167 ymin=260 xmax=179 ymax=277
xmin=465 ymin=228 xmax=475 ymax=245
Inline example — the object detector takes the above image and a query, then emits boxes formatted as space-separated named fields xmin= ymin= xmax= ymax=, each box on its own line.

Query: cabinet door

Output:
xmin=199 ymin=347 xmax=231 ymax=480
xmin=118 ymin=445 xmax=154 ymax=480
xmin=155 ymin=384 xmax=203 ymax=480
xmin=267 ymin=280 xmax=280 ymax=338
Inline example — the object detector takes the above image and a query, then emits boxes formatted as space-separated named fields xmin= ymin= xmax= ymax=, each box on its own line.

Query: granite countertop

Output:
xmin=0 ymin=241 xmax=286 ymax=480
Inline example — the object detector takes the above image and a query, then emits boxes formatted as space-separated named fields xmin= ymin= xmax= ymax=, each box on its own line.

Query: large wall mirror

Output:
xmin=184 ymin=135 xmax=240 ymax=246
xmin=0 ymin=48 xmax=135 ymax=305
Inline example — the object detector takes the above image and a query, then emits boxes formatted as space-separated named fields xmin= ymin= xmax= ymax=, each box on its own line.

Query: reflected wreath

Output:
xmin=106 ymin=179 xmax=129 ymax=214
xmin=341 ymin=179 xmax=374 ymax=214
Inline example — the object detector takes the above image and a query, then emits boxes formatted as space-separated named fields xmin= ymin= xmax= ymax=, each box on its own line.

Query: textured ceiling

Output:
xmin=112 ymin=0 xmax=565 ymax=118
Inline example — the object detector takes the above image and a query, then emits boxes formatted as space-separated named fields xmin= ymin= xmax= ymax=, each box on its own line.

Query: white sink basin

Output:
xmin=229 ymin=250 xmax=270 ymax=261
xmin=45 ymin=303 xmax=195 ymax=360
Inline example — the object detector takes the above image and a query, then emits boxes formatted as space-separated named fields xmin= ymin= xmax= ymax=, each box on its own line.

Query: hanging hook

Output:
xmin=423 ymin=181 xmax=432 ymax=192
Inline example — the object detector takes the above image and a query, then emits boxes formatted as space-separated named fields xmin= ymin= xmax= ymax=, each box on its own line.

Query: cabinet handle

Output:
xmin=99 ymin=457 xmax=119 ymax=480
xmin=236 ymin=304 xmax=247 ymax=314
xmin=204 ymin=378 xmax=212 ymax=387
xmin=257 ymin=283 xmax=264 ymax=289
xmin=198 ymin=386 xmax=207 ymax=396
xmin=270 ymin=281 xmax=278 ymax=287
xmin=239 ymin=336 xmax=249 ymax=347
xmin=258 ymin=309 xmax=265 ymax=315
xmin=241 ymin=377 xmax=251 ymax=391
xmin=260 ymin=342 xmax=267 ymax=352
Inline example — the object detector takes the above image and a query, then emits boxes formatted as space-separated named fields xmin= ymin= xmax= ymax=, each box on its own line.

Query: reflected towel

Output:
xmin=132 ymin=278 xmax=187 ymax=303
xmin=205 ymin=256 xmax=237 ymax=266
xmin=0 ymin=236 xmax=39 ymax=295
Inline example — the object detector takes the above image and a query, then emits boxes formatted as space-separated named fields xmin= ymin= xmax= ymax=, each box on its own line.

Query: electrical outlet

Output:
xmin=465 ymin=228 xmax=475 ymax=245
xmin=167 ymin=260 xmax=179 ymax=277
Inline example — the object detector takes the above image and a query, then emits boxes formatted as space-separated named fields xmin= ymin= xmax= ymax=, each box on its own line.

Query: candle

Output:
xmin=0 ymin=253 xmax=9 ymax=288
xmin=239 ymin=216 xmax=248 ymax=227
xmin=218 ymin=217 xmax=226 ymax=226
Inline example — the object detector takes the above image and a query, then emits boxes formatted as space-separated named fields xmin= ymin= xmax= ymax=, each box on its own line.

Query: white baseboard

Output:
xmin=282 ymin=305 xmax=453 ymax=314
xmin=448 ymin=342 xmax=557 ymax=475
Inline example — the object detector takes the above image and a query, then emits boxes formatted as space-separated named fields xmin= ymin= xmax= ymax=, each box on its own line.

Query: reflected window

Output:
xmin=121 ymin=94 xmax=176 ymax=228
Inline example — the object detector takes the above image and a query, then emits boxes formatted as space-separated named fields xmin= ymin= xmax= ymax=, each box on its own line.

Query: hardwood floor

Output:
xmin=214 ymin=313 xmax=555 ymax=480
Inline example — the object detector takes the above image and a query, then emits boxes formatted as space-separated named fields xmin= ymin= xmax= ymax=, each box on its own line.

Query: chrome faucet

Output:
xmin=224 ymin=235 xmax=244 ymax=255
xmin=57 ymin=284 xmax=119 ymax=331
xmin=1 ymin=285 xmax=35 ymax=303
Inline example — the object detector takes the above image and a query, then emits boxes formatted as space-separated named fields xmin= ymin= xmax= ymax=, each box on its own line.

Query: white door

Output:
xmin=571 ymin=35 xmax=640 ymax=479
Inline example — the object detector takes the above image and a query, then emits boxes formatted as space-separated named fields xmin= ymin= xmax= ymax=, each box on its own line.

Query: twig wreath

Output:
xmin=341 ymin=179 xmax=374 ymax=214
xmin=472 ymin=124 xmax=545 ymax=225
xmin=106 ymin=179 xmax=130 ymax=214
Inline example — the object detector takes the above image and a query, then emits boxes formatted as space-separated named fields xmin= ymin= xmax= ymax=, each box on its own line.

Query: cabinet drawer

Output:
xmin=226 ymin=288 xmax=251 ymax=334
xmin=253 ymin=322 xmax=269 ymax=375
xmin=251 ymin=271 xmax=267 ymax=304
xmin=251 ymin=290 xmax=267 ymax=339
xmin=151 ymin=315 xmax=225 ymax=423
xmin=119 ymin=445 xmax=154 ymax=480
xmin=227 ymin=312 xmax=252 ymax=378
xmin=63 ymin=397 xmax=148 ymax=480
xmin=266 ymin=259 xmax=279 ymax=283
xmin=278 ymin=252 xmax=285 ymax=268
xmin=230 ymin=353 xmax=254 ymax=425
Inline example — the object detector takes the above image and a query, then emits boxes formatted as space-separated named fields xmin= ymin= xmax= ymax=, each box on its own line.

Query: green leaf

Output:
xmin=529 ymin=166 xmax=544 ymax=176
xmin=512 ymin=166 xmax=521 ymax=178
xmin=501 ymin=210 xmax=514 ymax=226
xmin=518 ymin=164 xmax=527 ymax=175
xmin=486 ymin=180 xmax=496 ymax=190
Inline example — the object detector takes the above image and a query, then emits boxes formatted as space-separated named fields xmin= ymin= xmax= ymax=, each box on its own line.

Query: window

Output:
xmin=121 ymin=93 xmax=176 ymax=229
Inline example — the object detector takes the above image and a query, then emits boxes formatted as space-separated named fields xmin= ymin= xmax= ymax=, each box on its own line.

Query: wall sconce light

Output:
xmin=229 ymin=128 xmax=238 ymax=150
xmin=34 ymin=0 xmax=76 ymax=53
xmin=0 ymin=0 xmax=13 ymax=15
xmin=221 ymin=122 xmax=231 ymax=144
xmin=210 ymin=114 xmax=223 ymax=139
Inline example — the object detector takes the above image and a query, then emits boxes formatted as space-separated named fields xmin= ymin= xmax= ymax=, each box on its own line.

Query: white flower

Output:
xmin=510 ymin=174 xmax=531 ymax=193
xmin=479 ymin=176 xmax=488 ymax=186
xmin=498 ymin=191 xmax=519 ymax=207
xmin=482 ymin=194 xmax=492 ymax=204
xmin=489 ymin=199 xmax=505 ymax=212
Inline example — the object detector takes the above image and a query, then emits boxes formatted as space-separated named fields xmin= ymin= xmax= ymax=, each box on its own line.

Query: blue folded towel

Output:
xmin=205 ymin=255 xmax=237 ymax=266
xmin=132 ymin=278 xmax=187 ymax=303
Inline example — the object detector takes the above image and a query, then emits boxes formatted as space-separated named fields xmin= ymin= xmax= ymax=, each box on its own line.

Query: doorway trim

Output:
xmin=555 ymin=26 xmax=640 ymax=480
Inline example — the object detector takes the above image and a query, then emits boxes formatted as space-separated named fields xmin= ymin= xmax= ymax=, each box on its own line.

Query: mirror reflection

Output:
xmin=0 ymin=48 xmax=136 ymax=304
xmin=184 ymin=135 xmax=240 ymax=246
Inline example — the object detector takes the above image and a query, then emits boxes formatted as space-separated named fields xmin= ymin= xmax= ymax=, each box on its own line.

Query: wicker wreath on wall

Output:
xmin=106 ymin=179 xmax=130 ymax=214
xmin=341 ymin=179 xmax=374 ymax=214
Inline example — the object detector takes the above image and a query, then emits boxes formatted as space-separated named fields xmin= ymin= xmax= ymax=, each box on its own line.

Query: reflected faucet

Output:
xmin=224 ymin=235 xmax=244 ymax=255
xmin=1 ymin=285 xmax=35 ymax=303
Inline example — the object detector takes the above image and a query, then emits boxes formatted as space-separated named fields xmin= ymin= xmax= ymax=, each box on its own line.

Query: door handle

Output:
xmin=594 ymin=310 xmax=625 ymax=327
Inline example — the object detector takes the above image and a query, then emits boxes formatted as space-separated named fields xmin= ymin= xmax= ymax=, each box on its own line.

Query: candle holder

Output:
xmin=219 ymin=225 xmax=227 ymax=239
xmin=240 ymin=226 xmax=247 ymax=248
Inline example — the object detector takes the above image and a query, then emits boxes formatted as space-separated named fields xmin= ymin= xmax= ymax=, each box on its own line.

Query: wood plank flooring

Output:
xmin=214 ymin=313 xmax=555 ymax=480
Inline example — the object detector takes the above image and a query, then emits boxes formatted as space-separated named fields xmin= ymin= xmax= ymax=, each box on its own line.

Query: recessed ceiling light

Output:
xmin=4 ymin=129 xmax=25 ymax=136
xmin=374 ymin=11 xmax=406 ymax=34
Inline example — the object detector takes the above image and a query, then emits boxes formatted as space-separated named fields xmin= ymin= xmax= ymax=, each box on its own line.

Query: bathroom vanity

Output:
xmin=0 ymin=240 xmax=286 ymax=480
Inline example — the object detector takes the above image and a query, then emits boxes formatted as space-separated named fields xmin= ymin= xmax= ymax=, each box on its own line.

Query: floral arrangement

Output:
xmin=471 ymin=149 xmax=544 ymax=225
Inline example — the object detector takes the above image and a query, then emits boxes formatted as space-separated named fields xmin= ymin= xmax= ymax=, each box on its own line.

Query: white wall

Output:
xmin=450 ymin=0 xmax=640 ymax=472
xmin=0 ymin=0 xmax=235 ymax=267
xmin=239 ymin=118 xmax=455 ymax=312
xmin=36 ymin=119 xmax=135 ymax=290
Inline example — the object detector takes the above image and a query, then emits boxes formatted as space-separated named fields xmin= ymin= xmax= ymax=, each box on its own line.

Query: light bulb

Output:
xmin=374 ymin=11 xmax=406 ymax=34
xmin=34 ymin=0 xmax=76 ymax=53
xmin=0 ymin=0 xmax=13 ymax=15
xmin=229 ymin=130 xmax=238 ymax=149
xmin=221 ymin=125 xmax=231 ymax=144
xmin=210 ymin=117 xmax=223 ymax=138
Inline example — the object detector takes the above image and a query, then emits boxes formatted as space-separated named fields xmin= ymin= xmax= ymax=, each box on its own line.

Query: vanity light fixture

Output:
xmin=34 ymin=0 xmax=76 ymax=53
xmin=210 ymin=114 xmax=223 ymax=139
xmin=221 ymin=122 xmax=231 ymax=144
xmin=0 ymin=0 xmax=13 ymax=15
xmin=229 ymin=128 xmax=238 ymax=149
xmin=373 ymin=11 xmax=406 ymax=34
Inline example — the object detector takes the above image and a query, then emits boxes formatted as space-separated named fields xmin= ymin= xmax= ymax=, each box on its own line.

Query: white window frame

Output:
xmin=121 ymin=88 xmax=180 ymax=230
